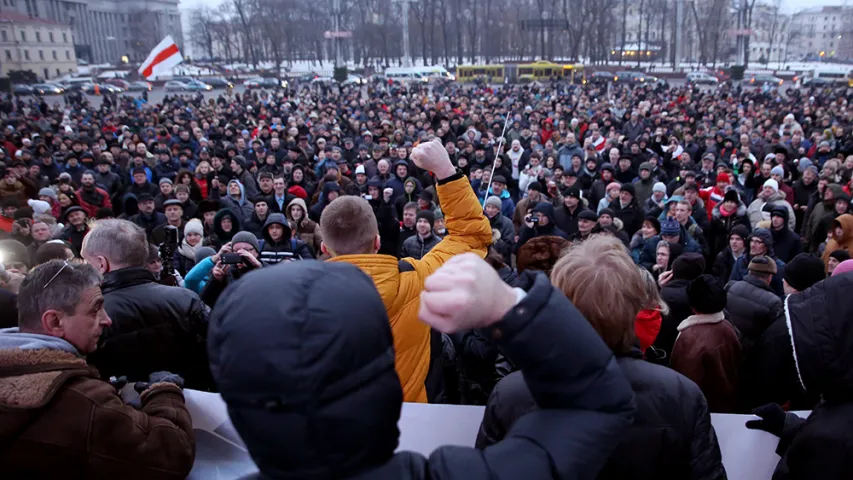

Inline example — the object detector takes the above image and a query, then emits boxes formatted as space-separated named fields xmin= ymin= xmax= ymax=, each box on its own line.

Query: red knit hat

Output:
xmin=288 ymin=185 xmax=308 ymax=199
xmin=716 ymin=172 xmax=731 ymax=184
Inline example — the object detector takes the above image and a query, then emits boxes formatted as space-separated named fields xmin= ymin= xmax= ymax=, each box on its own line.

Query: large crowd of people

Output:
xmin=0 ymin=75 xmax=852 ymax=478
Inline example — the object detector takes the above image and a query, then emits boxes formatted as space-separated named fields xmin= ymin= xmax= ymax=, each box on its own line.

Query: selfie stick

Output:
xmin=482 ymin=112 xmax=513 ymax=208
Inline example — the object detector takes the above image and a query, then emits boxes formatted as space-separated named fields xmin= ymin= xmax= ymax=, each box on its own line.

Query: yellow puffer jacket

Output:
xmin=328 ymin=173 xmax=492 ymax=402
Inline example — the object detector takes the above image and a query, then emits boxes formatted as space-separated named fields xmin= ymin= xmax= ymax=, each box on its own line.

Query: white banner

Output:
xmin=183 ymin=390 xmax=807 ymax=480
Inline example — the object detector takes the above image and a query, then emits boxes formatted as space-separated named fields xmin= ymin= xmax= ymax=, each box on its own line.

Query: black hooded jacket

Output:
xmin=772 ymin=274 xmax=853 ymax=480
xmin=207 ymin=209 xmax=241 ymax=250
xmin=477 ymin=348 xmax=725 ymax=480
xmin=259 ymin=213 xmax=314 ymax=264
xmin=208 ymin=264 xmax=635 ymax=480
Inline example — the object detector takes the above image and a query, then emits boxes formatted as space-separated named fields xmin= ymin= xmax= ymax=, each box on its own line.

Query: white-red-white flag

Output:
xmin=138 ymin=36 xmax=183 ymax=80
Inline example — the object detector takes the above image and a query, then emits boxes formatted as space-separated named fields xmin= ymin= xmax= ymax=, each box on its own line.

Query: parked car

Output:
xmin=629 ymin=72 xmax=661 ymax=85
xmin=12 ymin=84 xmax=33 ymax=96
xmin=204 ymin=77 xmax=234 ymax=89
xmin=244 ymin=77 xmax=287 ymax=89
xmin=686 ymin=72 xmax=720 ymax=85
xmin=341 ymin=74 xmax=367 ymax=86
xmin=185 ymin=80 xmax=213 ymax=91
xmin=589 ymin=71 xmax=617 ymax=84
xmin=802 ymin=77 xmax=834 ymax=87
xmin=31 ymin=83 xmax=64 ymax=95
xmin=171 ymin=76 xmax=195 ymax=84
xmin=127 ymin=81 xmax=153 ymax=91
xmin=744 ymin=74 xmax=783 ymax=86
xmin=83 ymin=83 xmax=122 ymax=95
xmin=164 ymin=81 xmax=189 ymax=92
xmin=105 ymin=79 xmax=130 ymax=89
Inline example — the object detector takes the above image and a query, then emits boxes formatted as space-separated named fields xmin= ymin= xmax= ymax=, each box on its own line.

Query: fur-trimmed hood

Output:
xmin=711 ymin=201 xmax=747 ymax=220
xmin=0 ymin=346 xmax=95 ymax=409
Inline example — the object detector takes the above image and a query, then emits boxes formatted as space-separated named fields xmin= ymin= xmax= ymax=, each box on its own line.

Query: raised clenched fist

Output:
xmin=411 ymin=138 xmax=456 ymax=180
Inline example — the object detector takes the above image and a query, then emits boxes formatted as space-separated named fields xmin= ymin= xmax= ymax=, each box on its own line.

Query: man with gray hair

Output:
xmin=82 ymin=219 xmax=213 ymax=390
xmin=0 ymin=260 xmax=195 ymax=477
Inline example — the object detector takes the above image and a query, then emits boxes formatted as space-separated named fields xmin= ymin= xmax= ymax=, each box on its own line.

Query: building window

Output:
xmin=62 ymin=32 xmax=67 ymax=43
xmin=4 ymin=50 xmax=10 ymax=60
xmin=49 ymin=32 xmax=53 ymax=42
xmin=56 ymin=68 xmax=60 ymax=76
xmin=35 ymin=32 xmax=40 ymax=42
xmin=38 ymin=50 xmax=43 ymax=60
xmin=52 ymin=50 xmax=56 ymax=59
xmin=0 ymin=31 xmax=5 ymax=42
xmin=65 ymin=50 xmax=69 ymax=60
xmin=43 ymin=68 xmax=48 ymax=79
xmin=20 ymin=31 xmax=25 ymax=42
xmin=24 ymin=50 xmax=29 ymax=60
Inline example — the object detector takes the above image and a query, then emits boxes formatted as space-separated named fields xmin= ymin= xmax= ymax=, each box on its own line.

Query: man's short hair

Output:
xmin=550 ymin=235 xmax=645 ymax=354
xmin=677 ymin=199 xmax=693 ymax=212
xmin=319 ymin=196 xmax=378 ymax=255
xmin=81 ymin=219 xmax=148 ymax=268
xmin=35 ymin=242 xmax=73 ymax=265
xmin=403 ymin=202 xmax=418 ymax=213
xmin=17 ymin=260 xmax=101 ymax=330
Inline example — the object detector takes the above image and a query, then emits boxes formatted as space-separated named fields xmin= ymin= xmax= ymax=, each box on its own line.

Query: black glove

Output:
xmin=745 ymin=403 xmax=790 ymax=437
xmin=147 ymin=371 xmax=185 ymax=388
xmin=109 ymin=375 xmax=128 ymax=391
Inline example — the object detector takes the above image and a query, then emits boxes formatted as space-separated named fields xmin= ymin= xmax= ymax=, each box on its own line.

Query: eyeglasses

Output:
xmin=43 ymin=260 xmax=69 ymax=290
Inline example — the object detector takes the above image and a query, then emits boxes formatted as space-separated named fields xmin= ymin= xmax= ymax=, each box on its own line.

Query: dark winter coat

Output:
xmin=209 ymin=264 xmax=636 ymax=480
xmin=87 ymin=267 xmax=213 ymax=390
xmin=770 ymin=209 xmax=803 ymax=263
xmin=611 ymin=198 xmax=644 ymax=237
xmin=477 ymin=350 xmax=725 ymax=480
xmin=772 ymin=274 xmax=853 ymax=480
xmin=553 ymin=204 xmax=586 ymax=238
xmin=730 ymin=254 xmax=786 ymax=297
xmin=488 ymin=213 xmax=516 ymax=264
xmin=259 ymin=213 xmax=314 ymax=264
xmin=638 ymin=229 xmax=702 ymax=270
xmin=711 ymin=247 xmax=742 ymax=283
xmin=725 ymin=275 xmax=783 ymax=351
xmin=708 ymin=203 xmax=751 ymax=259
xmin=654 ymin=278 xmax=693 ymax=363
xmin=400 ymin=232 xmax=442 ymax=260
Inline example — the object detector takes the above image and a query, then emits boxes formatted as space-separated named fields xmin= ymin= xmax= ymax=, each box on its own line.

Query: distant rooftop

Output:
xmin=798 ymin=5 xmax=850 ymax=15
xmin=0 ymin=11 xmax=65 ymax=26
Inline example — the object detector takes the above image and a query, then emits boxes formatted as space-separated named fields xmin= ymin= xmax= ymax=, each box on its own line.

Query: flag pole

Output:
xmin=482 ymin=111 xmax=513 ymax=208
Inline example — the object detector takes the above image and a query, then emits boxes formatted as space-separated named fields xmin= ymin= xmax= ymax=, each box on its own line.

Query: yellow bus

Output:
xmin=562 ymin=64 xmax=585 ymax=84
xmin=455 ymin=65 xmax=506 ymax=83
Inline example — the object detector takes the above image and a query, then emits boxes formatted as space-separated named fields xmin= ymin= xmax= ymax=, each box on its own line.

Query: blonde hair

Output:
xmin=319 ymin=196 xmax=378 ymax=256
xmin=550 ymin=235 xmax=646 ymax=354
xmin=638 ymin=267 xmax=669 ymax=315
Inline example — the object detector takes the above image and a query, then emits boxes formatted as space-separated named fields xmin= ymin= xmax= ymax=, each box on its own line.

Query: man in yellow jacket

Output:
xmin=320 ymin=139 xmax=493 ymax=402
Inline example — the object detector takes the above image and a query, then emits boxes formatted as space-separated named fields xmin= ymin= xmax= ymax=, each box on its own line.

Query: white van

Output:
xmin=803 ymin=67 xmax=850 ymax=85
xmin=64 ymin=77 xmax=95 ymax=87
xmin=384 ymin=66 xmax=455 ymax=83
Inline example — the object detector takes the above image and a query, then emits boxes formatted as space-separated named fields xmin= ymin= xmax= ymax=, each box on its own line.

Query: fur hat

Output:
xmin=748 ymin=255 xmax=778 ymax=275
xmin=516 ymin=236 xmax=569 ymax=275
xmin=783 ymin=253 xmax=825 ymax=291
xmin=687 ymin=274 xmax=727 ymax=314
xmin=672 ymin=253 xmax=706 ymax=280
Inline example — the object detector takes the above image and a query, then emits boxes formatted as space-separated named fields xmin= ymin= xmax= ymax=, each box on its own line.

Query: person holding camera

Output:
xmin=516 ymin=202 xmax=569 ymax=251
xmin=81 ymin=219 xmax=213 ymax=391
xmin=200 ymin=231 xmax=264 ymax=307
